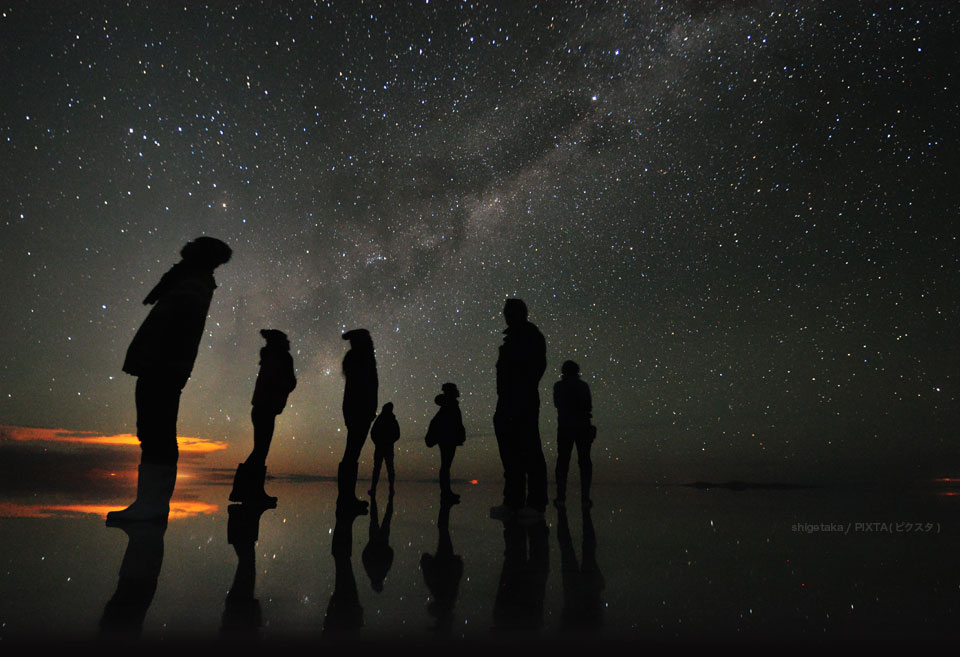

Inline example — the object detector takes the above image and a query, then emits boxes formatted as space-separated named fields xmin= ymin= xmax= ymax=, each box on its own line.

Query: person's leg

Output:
xmin=109 ymin=375 xmax=180 ymax=522
xmin=338 ymin=419 xmax=371 ymax=512
xmin=137 ymin=375 xmax=182 ymax=467
xmin=554 ymin=427 xmax=574 ymax=505
xmin=575 ymin=430 xmax=593 ymax=507
xmin=524 ymin=414 xmax=548 ymax=512
xmin=369 ymin=449 xmax=383 ymax=494
xmin=247 ymin=407 xmax=276 ymax=467
xmin=385 ymin=450 xmax=395 ymax=494
xmin=439 ymin=444 xmax=455 ymax=498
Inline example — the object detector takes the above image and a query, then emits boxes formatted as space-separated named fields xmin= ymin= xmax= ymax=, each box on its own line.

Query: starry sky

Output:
xmin=1 ymin=1 xmax=957 ymax=484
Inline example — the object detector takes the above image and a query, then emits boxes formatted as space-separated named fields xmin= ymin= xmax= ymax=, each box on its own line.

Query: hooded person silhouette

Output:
xmin=338 ymin=328 xmax=377 ymax=515
xmin=424 ymin=383 xmax=466 ymax=503
xmin=107 ymin=236 xmax=231 ymax=523
xmin=230 ymin=329 xmax=297 ymax=506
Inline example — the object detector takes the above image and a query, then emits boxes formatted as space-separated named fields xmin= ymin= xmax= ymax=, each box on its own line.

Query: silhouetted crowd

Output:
xmin=100 ymin=237 xmax=603 ymax=642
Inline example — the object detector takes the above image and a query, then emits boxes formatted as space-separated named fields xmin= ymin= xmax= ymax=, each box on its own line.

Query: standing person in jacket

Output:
xmin=368 ymin=402 xmax=399 ymax=498
xmin=338 ymin=328 xmax=378 ymax=515
xmin=108 ymin=236 xmax=232 ymax=523
xmin=490 ymin=298 xmax=548 ymax=520
xmin=425 ymin=383 xmax=466 ymax=504
xmin=552 ymin=360 xmax=594 ymax=509
xmin=230 ymin=329 xmax=297 ymax=506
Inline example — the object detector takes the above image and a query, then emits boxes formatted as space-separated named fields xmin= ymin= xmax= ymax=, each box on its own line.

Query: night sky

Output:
xmin=1 ymin=1 xmax=957 ymax=484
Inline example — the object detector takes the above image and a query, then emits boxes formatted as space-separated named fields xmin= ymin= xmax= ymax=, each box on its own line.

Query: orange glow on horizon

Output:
xmin=934 ymin=477 xmax=960 ymax=483
xmin=0 ymin=500 xmax=219 ymax=519
xmin=0 ymin=425 xmax=227 ymax=452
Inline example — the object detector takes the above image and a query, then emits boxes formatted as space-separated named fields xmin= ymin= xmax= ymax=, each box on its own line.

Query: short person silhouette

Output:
xmin=230 ymin=329 xmax=297 ymax=506
xmin=108 ymin=236 xmax=231 ymax=523
xmin=367 ymin=402 xmax=399 ymax=497
xmin=553 ymin=360 xmax=594 ymax=508
xmin=425 ymin=383 xmax=466 ymax=504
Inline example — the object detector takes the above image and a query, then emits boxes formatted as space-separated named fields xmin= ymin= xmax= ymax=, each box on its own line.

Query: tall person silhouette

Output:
xmin=338 ymin=328 xmax=377 ymax=515
xmin=490 ymin=298 xmax=548 ymax=520
xmin=230 ymin=329 xmax=297 ymax=506
xmin=553 ymin=360 xmax=595 ymax=508
xmin=107 ymin=236 xmax=231 ymax=523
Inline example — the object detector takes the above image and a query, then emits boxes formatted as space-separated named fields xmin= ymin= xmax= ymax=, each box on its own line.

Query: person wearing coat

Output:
xmin=367 ymin=402 xmax=400 ymax=497
xmin=425 ymin=383 xmax=466 ymax=504
xmin=107 ymin=236 xmax=232 ymax=523
xmin=552 ymin=360 xmax=594 ymax=508
xmin=230 ymin=329 xmax=297 ymax=506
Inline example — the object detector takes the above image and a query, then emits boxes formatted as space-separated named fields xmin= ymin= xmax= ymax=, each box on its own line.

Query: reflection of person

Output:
xmin=361 ymin=495 xmax=394 ymax=592
xmin=323 ymin=508 xmax=364 ymax=636
xmin=338 ymin=328 xmax=378 ymax=515
xmin=420 ymin=501 xmax=463 ymax=636
xmin=553 ymin=360 xmax=594 ymax=508
xmin=425 ymin=383 xmax=466 ymax=504
xmin=492 ymin=517 xmax=549 ymax=633
xmin=100 ymin=480 xmax=174 ymax=638
xmin=99 ymin=518 xmax=168 ymax=638
xmin=557 ymin=506 xmax=604 ymax=633
xmin=108 ymin=237 xmax=231 ymax=523
xmin=491 ymin=298 xmax=548 ymax=520
xmin=230 ymin=329 xmax=297 ymax=506
xmin=220 ymin=503 xmax=273 ymax=638
xmin=367 ymin=402 xmax=399 ymax=497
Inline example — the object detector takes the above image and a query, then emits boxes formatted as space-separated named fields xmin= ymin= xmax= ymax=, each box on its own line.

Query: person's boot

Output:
xmin=336 ymin=462 xmax=368 ymax=515
xmin=229 ymin=462 xmax=248 ymax=503
xmin=554 ymin=467 xmax=567 ymax=509
xmin=251 ymin=464 xmax=278 ymax=508
xmin=106 ymin=463 xmax=177 ymax=524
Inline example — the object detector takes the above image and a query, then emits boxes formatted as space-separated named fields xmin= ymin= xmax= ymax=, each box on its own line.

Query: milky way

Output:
xmin=1 ymin=2 xmax=957 ymax=482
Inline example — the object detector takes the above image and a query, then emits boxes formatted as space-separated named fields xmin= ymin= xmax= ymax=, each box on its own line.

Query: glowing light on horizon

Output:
xmin=0 ymin=500 xmax=219 ymax=519
xmin=0 ymin=425 xmax=227 ymax=452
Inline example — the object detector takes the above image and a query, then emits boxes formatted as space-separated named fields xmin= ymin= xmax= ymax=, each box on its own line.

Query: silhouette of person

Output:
xmin=220 ymin=503 xmax=274 ymax=638
xmin=338 ymin=328 xmax=378 ymax=515
xmin=553 ymin=360 xmax=595 ymax=508
xmin=425 ymin=383 xmax=466 ymax=504
xmin=420 ymin=500 xmax=463 ymax=637
xmin=100 ymin=484 xmax=174 ymax=638
xmin=230 ymin=329 xmax=297 ymax=506
xmin=492 ymin=516 xmax=550 ymax=633
xmin=361 ymin=494 xmax=394 ymax=593
xmin=108 ymin=236 xmax=231 ymax=523
xmin=323 ymin=507 xmax=364 ymax=637
xmin=557 ymin=505 xmax=604 ymax=634
xmin=490 ymin=298 xmax=548 ymax=520
xmin=367 ymin=402 xmax=399 ymax=497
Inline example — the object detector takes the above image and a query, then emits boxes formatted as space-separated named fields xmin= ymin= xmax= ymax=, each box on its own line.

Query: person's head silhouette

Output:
xmin=503 ymin=298 xmax=528 ymax=327
xmin=180 ymin=236 xmax=232 ymax=269
xmin=561 ymin=360 xmax=580 ymax=378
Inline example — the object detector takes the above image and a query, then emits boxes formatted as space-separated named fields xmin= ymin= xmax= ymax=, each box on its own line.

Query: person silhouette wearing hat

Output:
xmin=107 ymin=236 xmax=232 ymax=523
xmin=425 ymin=383 xmax=466 ymax=504
xmin=229 ymin=329 xmax=297 ymax=506
xmin=338 ymin=328 xmax=378 ymax=514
